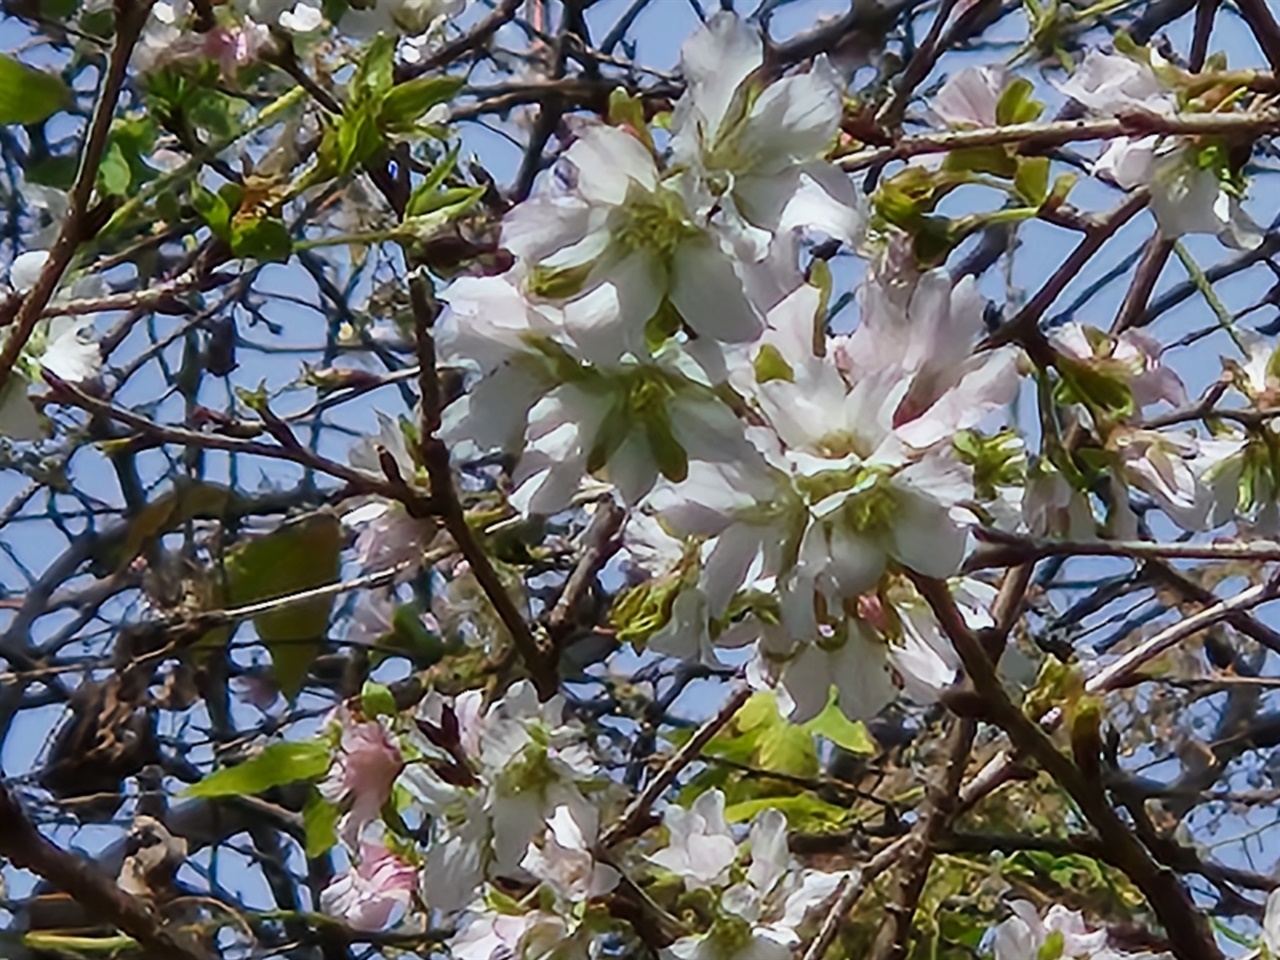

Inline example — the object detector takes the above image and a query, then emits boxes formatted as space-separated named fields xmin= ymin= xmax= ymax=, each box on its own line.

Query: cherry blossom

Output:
xmin=1 ymin=251 xmax=102 ymax=440
xmin=930 ymin=65 xmax=1008 ymax=128
xmin=501 ymin=123 xmax=765 ymax=352
xmin=989 ymin=901 xmax=1171 ymax=960
xmin=670 ymin=12 xmax=863 ymax=258
xmin=319 ymin=841 xmax=417 ymax=932
xmin=1058 ymin=49 xmax=1262 ymax=248
xmin=648 ymin=789 xmax=738 ymax=889
xmin=320 ymin=711 xmax=405 ymax=848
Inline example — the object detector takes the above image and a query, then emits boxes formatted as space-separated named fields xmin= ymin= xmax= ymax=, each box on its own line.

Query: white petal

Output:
xmin=888 ymin=485 xmax=968 ymax=579
xmin=500 ymin=195 xmax=594 ymax=264
xmin=565 ymin=125 xmax=658 ymax=204
xmin=1093 ymin=135 xmax=1158 ymax=189
xmin=702 ymin=522 xmax=763 ymax=619
xmin=930 ymin=65 xmax=1006 ymax=128
xmin=8 ymin=250 xmax=49 ymax=293
xmin=824 ymin=524 xmax=887 ymax=597
xmin=778 ymin=644 xmax=834 ymax=723
xmin=739 ymin=56 xmax=843 ymax=171
xmin=41 ymin=319 xmax=100 ymax=382
xmin=586 ymin=248 xmax=665 ymax=351
xmin=832 ymin=626 xmax=895 ymax=720
xmin=775 ymin=163 xmax=864 ymax=245
xmin=675 ymin=11 xmax=763 ymax=150
xmin=669 ymin=234 xmax=763 ymax=343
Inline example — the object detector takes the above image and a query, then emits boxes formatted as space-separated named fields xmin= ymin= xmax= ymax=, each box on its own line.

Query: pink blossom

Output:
xmin=320 ymin=842 xmax=417 ymax=931
xmin=930 ymin=65 xmax=1006 ymax=129
xmin=320 ymin=712 xmax=404 ymax=847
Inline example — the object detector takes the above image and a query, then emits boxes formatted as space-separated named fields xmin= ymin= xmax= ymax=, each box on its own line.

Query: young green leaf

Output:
xmin=231 ymin=217 xmax=293 ymax=264
xmin=224 ymin=514 xmax=343 ymax=698
xmin=0 ymin=55 xmax=70 ymax=125
xmin=380 ymin=75 xmax=464 ymax=130
xmin=302 ymin=789 xmax=341 ymax=857
xmin=185 ymin=741 xmax=330 ymax=798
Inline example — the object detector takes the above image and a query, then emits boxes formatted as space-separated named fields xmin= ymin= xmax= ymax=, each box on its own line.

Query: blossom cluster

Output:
xmin=987 ymin=901 xmax=1173 ymax=960
xmin=8 ymin=4 xmax=1280 ymax=957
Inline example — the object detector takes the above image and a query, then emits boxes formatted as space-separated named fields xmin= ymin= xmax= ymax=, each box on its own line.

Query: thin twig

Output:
xmin=0 ymin=0 xmax=153 ymax=392
xmin=601 ymin=683 xmax=750 ymax=847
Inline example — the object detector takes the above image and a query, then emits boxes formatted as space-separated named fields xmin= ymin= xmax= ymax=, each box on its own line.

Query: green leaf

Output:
xmin=187 ymin=88 xmax=248 ymax=140
xmin=231 ymin=217 xmax=293 ymax=263
xmin=405 ymin=184 xmax=484 ymax=219
xmin=644 ymin=409 xmax=689 ymax=484
xmin=361 ymin=681 xmax=398 ymax=719
xmin=377 ymin=602 xmax=447 ymax=666
xmin=0 ymin=55 xmax=70 ymax=125
xmin=800 ymin=700 xmax=875 ymax=754
xmin=1037 ymin=930 xmax=1066 ymax=960
xmin=337 ymin=108 xmax=383 ymax=175
xmin=912 ymin=215 xmax=960 ymax=267
xmin=529 ymin=261 xmax=594 ymax=301
xmin=607 ymin=88 xmax=655 ymax=152
xmin=724 ymin=794 xmax=852 ymax=828
xmin=185 ymin=741 xmax=330 ymax=798
xmin=610 ymin=574 xmax=682 ymax=645
xmin=1015 ymin=156 xmax=1051 ymax=205
xmin=302 ymin=789 xmax=341 ymax=857
xmin=25 ymin=156 xmax=78 ymax=189
xmin=380 ymin=75 xmax=464 ymax=130
xmin=225 ymin=514 xmax=342 ymax=697
xmin=996 ymin=77 xmax=1044 ymax=126
xmin=98 ymin=141 xmax=131 ymax=196
xmin=1054 ymin=355 xmax=1136 ymax=422
xmin=586 ymin=399 xmax=632 ymax=474
xmin=874 ymin=166 xmax=940 ymax=229
xmin=1046 ymin=171 xmax=1078 ymax=208
xmin=95 ymin=481 xmax=234 ymax=574
xmin=353 ymin=34 xmax=396 ymax=104
xmin=756 ymin=721 xmax=819 ymax=777
xmin=737 ymin=692 xmax=782 ymax=732
xmin=192 ymin=185 xmax=233 ymax=241
xmin=644 ymin=298 xmax=684 ymax=351
xmin=942 ymin=145 xmax=1018 ymax=179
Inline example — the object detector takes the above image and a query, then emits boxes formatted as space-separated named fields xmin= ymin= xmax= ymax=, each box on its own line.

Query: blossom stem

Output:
xmin=407 ymin=270 xmax=559 ymax=698
xmin=1172 ymin=240 xmax=1247 ymax=353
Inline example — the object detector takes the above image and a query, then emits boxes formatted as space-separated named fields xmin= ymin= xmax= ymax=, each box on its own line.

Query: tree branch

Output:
xmin=0 ymin=784 xmax=209 ymax=960
xmin=914 ymin=575 xmax=1224 ymax=960
xmin=0 ymin=0 xmax=153 ymax=393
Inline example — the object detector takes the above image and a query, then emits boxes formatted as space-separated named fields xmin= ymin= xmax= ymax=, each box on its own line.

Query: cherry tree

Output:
xmin=3 ymin=1 xmax=1280 ymax=959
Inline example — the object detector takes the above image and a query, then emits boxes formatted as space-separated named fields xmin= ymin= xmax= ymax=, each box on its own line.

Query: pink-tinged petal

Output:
xmin=320 ymin=717 xmax=404 ymax=848
xmin=1094 ymin=135 xmax=1159 ymax=189
xmin=930 ymin=65 xmax=1006 ymax=128
xmin=320 ymin=843 xmax=416 ymax=931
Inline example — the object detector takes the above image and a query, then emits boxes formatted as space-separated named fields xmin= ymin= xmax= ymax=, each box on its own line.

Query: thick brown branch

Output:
xmin=0 ymin=784 xmax=209 ymax=960
xmin=1235 ymin=0 xmax=1280 ymax=72
xmin=913 ymin=575 xmax=1224 ymax=960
